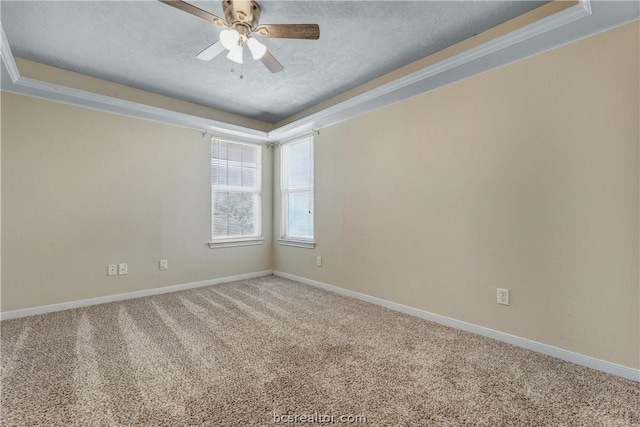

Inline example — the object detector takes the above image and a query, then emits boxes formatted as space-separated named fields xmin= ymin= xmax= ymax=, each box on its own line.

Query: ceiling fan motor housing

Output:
xmin=223 ymin=0 xmax=262 ymax=31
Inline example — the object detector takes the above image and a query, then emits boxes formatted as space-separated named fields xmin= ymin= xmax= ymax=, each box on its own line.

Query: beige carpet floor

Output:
xmin=1 ymin=275 xmax=638 ymax=426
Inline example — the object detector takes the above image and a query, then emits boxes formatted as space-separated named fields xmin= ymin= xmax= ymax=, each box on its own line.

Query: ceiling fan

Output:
xmin=159 ymin=0 xmax=320 ymax=73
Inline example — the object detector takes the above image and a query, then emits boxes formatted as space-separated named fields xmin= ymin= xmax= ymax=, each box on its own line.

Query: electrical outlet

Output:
xmin=159 ymin=259 xmax=168 ymax=271
xmin=118 ymin=263 xmax=128 ymax=275
xmin=108 ymin=264 xmax=118 ymax=276
xmin=497 ymin=288 xmax=510 ymax=306
xmin=316 ymin=256 xmax=322 ymax=267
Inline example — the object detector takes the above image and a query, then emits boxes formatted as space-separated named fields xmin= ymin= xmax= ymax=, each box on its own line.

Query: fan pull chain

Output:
xmin=230 ymin=65 xmax=244 ymax=80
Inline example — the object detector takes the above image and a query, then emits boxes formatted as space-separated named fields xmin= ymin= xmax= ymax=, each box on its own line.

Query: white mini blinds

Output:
xmin=211 ymin=138 xmax=262 ymax=242
xmin=281 ymin=136 xmax=314 ymax=242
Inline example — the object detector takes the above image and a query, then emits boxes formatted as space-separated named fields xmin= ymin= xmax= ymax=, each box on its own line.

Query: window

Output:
xmin=210 ymin=138 xmax=262 ymax=247
xmin=280 ymin=136 xmax=314 ymax=247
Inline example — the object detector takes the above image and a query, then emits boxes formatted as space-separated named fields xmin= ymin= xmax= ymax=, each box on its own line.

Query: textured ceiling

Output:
xmin=2 ymin=1 xmax=547 ymax=123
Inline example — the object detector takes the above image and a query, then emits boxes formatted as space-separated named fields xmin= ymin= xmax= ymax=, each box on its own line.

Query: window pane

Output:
xmin=227 ymin=165 xmax=242 ymax=187
xmin=227 ymin=144 xmax=242 ymax=162
xmin=242 ymin=146 xmax=257 ymax=166
xmin=288 ymin=190 xmax=313 ymax=239
xmin=242 ymin=167 xmax=256 ymax=188
xmin=211 ymin=159 xmax=227 ymax=186
xmin=287 ymin=139 xmax=313 ymax=190
xmin=213 ymin=191 xmax=230 ymax=237
xmin=211 ymin=139 xmax=261 ymax=240
xmin=212 ymin=142 xmax=227 ymax=162
xmin=214 ymin=191 xmax=257 ymax=237
xmin=282 ymin=137 xmax=314 ymax=241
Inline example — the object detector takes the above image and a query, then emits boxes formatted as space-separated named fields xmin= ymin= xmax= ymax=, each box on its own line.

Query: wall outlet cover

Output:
xmin=108 ymin=264 xmax=118 ymax=276
xmin=118 ymin=263 xmax=128 ymax=275
xmin=497 ymin=288 xmax=510 ymax=305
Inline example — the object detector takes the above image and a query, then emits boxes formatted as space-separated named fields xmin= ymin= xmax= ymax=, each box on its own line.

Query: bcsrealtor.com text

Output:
xmin=273 ymin=413 xmax=366 ymax=424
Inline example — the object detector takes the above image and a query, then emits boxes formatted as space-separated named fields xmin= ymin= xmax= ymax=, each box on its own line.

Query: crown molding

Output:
xmin=0 ymin=23 xmax=19 ymax=83
xmin=1 ymin=73 xmax=271 ymax=141
xmin=2 ymin=1 xmax=638 ymax=143
xmin=268 ymin=0 xmax=592 ymax=141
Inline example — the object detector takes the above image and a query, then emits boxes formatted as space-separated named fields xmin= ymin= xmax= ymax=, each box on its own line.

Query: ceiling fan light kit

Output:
xmin=219 ymin=29 xmax=240 ymax=50
xmin=219 ymin=29 xmax=266 ymax=61
xmin=246 ymin=37 xmax=267 ymax=60
xmin=160 ymin=0 xmax=319 ymax=73
xmin=226 ymin=44 xmax=244 ymax=64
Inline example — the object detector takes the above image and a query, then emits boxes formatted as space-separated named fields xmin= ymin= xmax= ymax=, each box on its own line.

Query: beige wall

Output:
xmin=274 ymin=22 xmax=640 ymax=369
xmin=1 ymin=93 xmax=272 ymax=311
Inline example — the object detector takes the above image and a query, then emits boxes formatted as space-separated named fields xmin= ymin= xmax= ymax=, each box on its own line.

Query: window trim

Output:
xmin=280 ymin=135 xmax=315 ymax=247
xmin=208 ymin=238 xmax=264 ymax=249
xmin=210 ymin=138 xmax=263 ymax=247
xmin=277 ymin=239 xmax=315 ymax=249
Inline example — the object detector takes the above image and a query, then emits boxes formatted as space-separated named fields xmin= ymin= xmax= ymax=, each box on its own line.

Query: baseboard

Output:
xmin=0 ymin=270 xmax=274 ymax=321
xmin=4 ymin=269 xmax=637 ymax=382
xmin=273 ymin=271 xmax=639 ymax=382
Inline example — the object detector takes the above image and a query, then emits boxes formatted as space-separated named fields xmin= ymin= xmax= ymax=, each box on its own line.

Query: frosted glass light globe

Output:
xmin=246 ymin=37 xmax=267 ymax=60
xmin=219 ymin=29 xmax=240 ymax=50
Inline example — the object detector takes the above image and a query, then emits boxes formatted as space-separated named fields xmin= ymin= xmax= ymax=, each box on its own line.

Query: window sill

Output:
xmin=278 ymin=239 xmax=315 ymax=249
xmin=208 ymin=238 xmax=264 ymax=249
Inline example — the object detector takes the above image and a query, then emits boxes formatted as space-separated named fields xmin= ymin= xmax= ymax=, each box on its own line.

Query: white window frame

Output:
xmin=209 ymin=138 xmax=263 ymax=249
xmin=279 ymin=135 xmax=315 ymax=249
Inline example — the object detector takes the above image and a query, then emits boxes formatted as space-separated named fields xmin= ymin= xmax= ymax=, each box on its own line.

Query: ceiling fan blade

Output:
xmin=256 ymin=24 xmax=319 ymax=40
xmin=158 ymin=1 xmax=227 ymax=28
xmin=260 ymin=50 xmax=284 ymax=73
xmin=196 ymin=41 xmax=226 ymax=61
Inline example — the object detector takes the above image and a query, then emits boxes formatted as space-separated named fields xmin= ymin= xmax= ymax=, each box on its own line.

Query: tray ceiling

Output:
xmin=2 ymin=1 xmax=548 ymax=123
